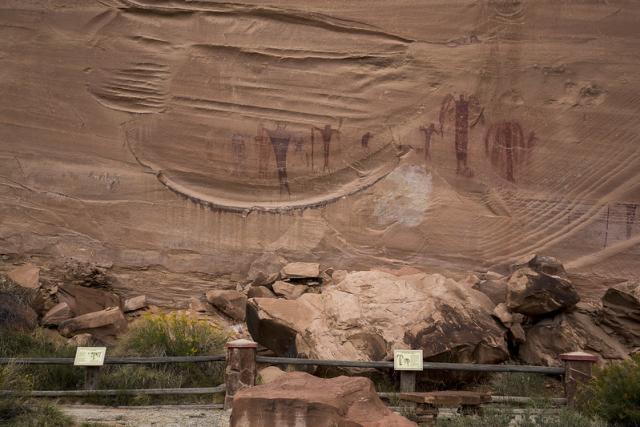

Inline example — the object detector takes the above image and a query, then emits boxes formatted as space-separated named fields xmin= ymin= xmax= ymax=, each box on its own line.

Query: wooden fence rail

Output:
xmin=0 ymin=355 xmax=226 ymax=365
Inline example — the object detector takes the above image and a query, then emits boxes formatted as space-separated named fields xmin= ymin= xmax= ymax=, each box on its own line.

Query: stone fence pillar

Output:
xmin=560 ymin=351 xmax=598 ymax=407
xmin=224 ymin=339 xmax=257 ymax=410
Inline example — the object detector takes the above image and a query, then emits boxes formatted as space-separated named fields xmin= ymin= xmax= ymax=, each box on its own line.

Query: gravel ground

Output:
xmin=60 ymin=405 xmax=230 ymax=427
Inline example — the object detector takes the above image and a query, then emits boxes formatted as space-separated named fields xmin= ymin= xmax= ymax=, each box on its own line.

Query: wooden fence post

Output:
xmin=559 ymin=351 xmax=598 ymax=406
xmin=83 ymin=366 xmax=100 ymax=390
xmin=400 ymin=371 xmax=416 ymax=393
xmin=224 ymin=339 xmax=257 ymax=410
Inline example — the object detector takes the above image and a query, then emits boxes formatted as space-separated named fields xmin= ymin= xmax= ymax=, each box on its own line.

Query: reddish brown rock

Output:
xmin=473 ymin=278 xmax=508 ymax=306
xmin=281 ymin=262 xmax=320 ymax=279
xmin=7 ymin=263 xmax=40 ymax=289
xmin=206 ymin=289 xmax=247 ymax=321
xmin=507 ymin=268 xmax=579 ymax=316
xmin=42 ymin=302 xmax=73 ymax=326
xmin=512 ymin=254 xmax=567 ymax=278
xmin=58 ymin=306 xmax=127 ymax=340
xmin=257 ymin=366 xmax=286 ymax=384
xmin=272 ymin=281 xmax=308 ymax=300
xmin=231 ymin=371 xmax=416 ymax=427
xmin=247 ymin=253 xmax=287 ymax=286
xmin=188 ymin=297 xmax=211 ymax=313
xmin=599 ymin=282 xmax=640 ymax=346
xmin=247 ymin=286 xmax=277 ymax=299
xmin=123 ymin=295 xmax=147 ymax=312
xmin=57 ymin=285 xmax=121 ymax=317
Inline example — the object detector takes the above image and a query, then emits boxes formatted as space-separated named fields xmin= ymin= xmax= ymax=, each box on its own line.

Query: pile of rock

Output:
xmin=2 ymin=262 xmax=147 ymax=344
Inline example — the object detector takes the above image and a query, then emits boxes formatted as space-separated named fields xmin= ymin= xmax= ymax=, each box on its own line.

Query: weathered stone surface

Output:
xmin=599 ymin=282 xmax=640 ymax=346
xmin=512 ymin=254 xmax=567 ymax=278
xmin=206 ymin=290 xmax=247 ymax=321
xmin=492 ymin=303 xmax=513 ymax=325
xmin=507 ymin=268 xmax=580 ymax=316
xmin=247 ymin=253 xmax=287 ymax=286
xmin=473 ymin=279 xmax=508 ymax=306
xmin=247 ymin=286 xmax=277 ymax=299
xmin=59 ymin=306 xmax=127 ymax=338
xmin=248 ymin=271 xmax=508 ymax=365
xmin=231 ymin=371 xmax=416 ymax=427
xmin=519 ymin=308 xmax=628 ymax=366
xmin=57 ymin=285 xmax=121 ymax=317
xmin=7 ymin=263 xmax=40 ymax=289
xmin=42 ymin=302 xmax=73 ymax=326
xmin=188 ymin=297 xmax=211 ymax=313
xmin=272 ymin=281 xmax=309 ymax=300
xmin=123 ymin=295 xmax=147 ymax=312
xmin=67 ymin=333 xmax=93 ymax=347
xmin=257 ymin=366 xmax=286 ymax=384
xmin=281 ymin=262 xmax=320 ymax=279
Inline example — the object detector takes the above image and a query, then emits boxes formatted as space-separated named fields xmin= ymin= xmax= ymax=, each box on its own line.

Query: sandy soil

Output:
xmin=60 ymin=405 xmax=230 ymax=427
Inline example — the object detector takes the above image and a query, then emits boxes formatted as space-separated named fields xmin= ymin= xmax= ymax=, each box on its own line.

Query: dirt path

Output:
xmin=60 ymin=405 xmax=230 ymax=427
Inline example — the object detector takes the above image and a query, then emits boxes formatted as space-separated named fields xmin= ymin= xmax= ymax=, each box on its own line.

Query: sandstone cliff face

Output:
xmin=1 ymin=1 xmax=639 ymax=294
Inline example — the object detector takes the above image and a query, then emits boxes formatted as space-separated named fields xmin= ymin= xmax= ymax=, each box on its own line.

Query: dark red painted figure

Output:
xmin=626 ymin=203 xmax=637 ymax=239
xmin=440 ymin=94 xmax=483 ymax=176
xmin=484 ymin=121 xmax=537 ymax=182
xmin=230 ymin=133 xmax=245 ymax=175
xmin=361 ymin=131 xmax=373 ymax=149
xmin=261 ymin=122 xmax=292 ymax=195
xmin=419 ymin=123 xmax=438 ymax=161
xmin=311 ymin=123 xmax=341 ymax=171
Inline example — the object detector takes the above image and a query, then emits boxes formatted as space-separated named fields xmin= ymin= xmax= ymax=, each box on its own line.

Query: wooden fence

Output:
xmin=0 ymin=340 xmax=598 ymax=411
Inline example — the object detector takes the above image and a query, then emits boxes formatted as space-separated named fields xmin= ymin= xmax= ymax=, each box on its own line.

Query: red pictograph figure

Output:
xmin=361 ymin=131 xmax=373 ymax=149
xmin=259 ymin=122 xmax=292 ymax=195
xmin=626 ymin=203 xmax=637 ymax=239
xmin=483 ymin=121 xmax=537 ymax=182
xmin=439 ymin=94 xmax=484 ymax=176
xmin=230 ymin=133 xmax=245 ymax=176
xmin=311 ymin=122 xmax=341 ymax=172
xmin=419 ymin=123 xmax=438 ymax=162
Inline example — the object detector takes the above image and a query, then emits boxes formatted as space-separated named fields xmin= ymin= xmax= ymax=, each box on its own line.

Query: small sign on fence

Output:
xmin=74 ymin=347 xmax=107 ymax=366
xmin=393 ymin=349 xmax=423 ymax=371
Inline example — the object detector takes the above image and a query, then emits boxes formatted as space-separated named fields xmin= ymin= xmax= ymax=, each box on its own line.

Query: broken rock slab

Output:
xmin=7 ymin=263 xmax=40 ymax=289
xmin=512 ymin=254 xmax=567 ymax=277
xmin=247 ymin=286 xmax=277 ymax=299
xmin=473 ymin=278 xmax=508 ymax=306
xmin=123 ymin=295 xmax=147 ymax=312
xmin=248 ymin=271 xmax=508 ymax=365
xmin=280 ymin=262 xmax=320 ymax=279
xmin=188 ymin=297 xmax=211 ymax=313
xmin=231 ymin=371 xmax=416 ymax=427
xmin=206 ymin=290 xmax=247 ymax=321
xmin=42 ymin=302 xmax=73 ymax=326
xmin=59 ymin=306 xmax=127 ymax=338
xmin=599 ymin=282 xmax=640 ymax=346
xmin=257 ymin=366 xmax=286 ymax=385
xmin=272 ymin=281 xmax=308 ymax=300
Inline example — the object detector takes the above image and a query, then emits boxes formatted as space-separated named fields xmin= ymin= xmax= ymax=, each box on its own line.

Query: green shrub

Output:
xmin=3 ymin=403 xmax=74 ymax=427
xmin=580 ymin=354 xmax=640 ymax=427
xmin=490 ymin=372 xmax=548 ymax=398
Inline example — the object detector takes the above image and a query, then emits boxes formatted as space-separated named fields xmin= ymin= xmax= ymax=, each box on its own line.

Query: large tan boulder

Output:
xmin=206 ymin=289 xmax=247 ymax=321
xmin=599 ymin=282 xmax=640 ymax=346
xmin=473 ymin=278 xmax=508 ymax=306
xmin=512 ymin=254 xmax=567 ymax=277
xmin=272 ymin=281 xmax=309 ymax=300
xmin=257 ymin=366 xmax=286 ymax=384
xmin=7 ymin=263 xmax=40 ymax=289
xmin=247 ymin=271 xmax=508 ymax=365
xmin=59 ymin=306 xmax=127 ymax=341
xmin=247 ymin=286 xmax=277 ymax=299
xmin=57 ymin=285 xmax=121 ymax=317
xmin=519 ymin=307 xmax=629 ymax=366
xmin=231 ymin=371 xmax=416 ymax=427
xmin=42 ymin=302 xmax=73 ymax=326
xmin=247 ymin=253 xmax=287 ymax=286
xmin=507 ymin=268 xmax=580 ymax=316
xmin=123 ymin=295 xmax=147 ymax=312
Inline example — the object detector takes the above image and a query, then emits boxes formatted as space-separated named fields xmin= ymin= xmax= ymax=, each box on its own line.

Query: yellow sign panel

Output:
xmin=74 ymin=347 xmax=107 ymax=366
xmin=393 ymin=349 xmax=423 ymax=371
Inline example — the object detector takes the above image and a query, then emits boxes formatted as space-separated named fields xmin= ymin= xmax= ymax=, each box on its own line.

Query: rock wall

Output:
xmin=1 ymin=1 xmax=639 ymax=291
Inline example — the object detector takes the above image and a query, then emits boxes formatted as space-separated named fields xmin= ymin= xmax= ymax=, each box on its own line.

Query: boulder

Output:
xmin=123 ymin=295 xmax=147 ymax=312
xmin=599 ymin=282 xmax=640 ymax=346
xmin=247 ymin=285 xmax=277 ymax=299
xmin=512 ymin=254 xmax=567 ymax=277
xmin=206 ymin=290 xmax=247 ymax=321
xmin=7 ymin=263 xmax=40 ymax=289
xmin=188 ymin=297 xmax=211 ymax=313
xmin=272 ymin=281 xmax=309 ymax=300
xmin=59 ymin=306 xmax=127 ymax=341
xmin=42 ymin=302 xmax=73 ymax=326
xmin=247 ymin=271 xmax=508 ymax=365
xmin=57 ymin=284 xmax=121 ymax=317
xmin=331 ymin=270 xmax=348 ymax=284
xmin=519 ymin=308 xmax=629 ymax=366
xmin=231 ymin=371 xmax=416 ymax=427
xmin=507 ymin=268 xmax=579 ymax=316
xmin=281 ymin=262 xmax=320 ymax=279
xmin=473 ymin=278 xmax=508 ymax=305
xmin=67 ymin=333 xmax=93 ymax=347
xmin=247 ymin=252 xmax=288 ymax=285
xmin=257 ymin=366 xmax=286 ymax=384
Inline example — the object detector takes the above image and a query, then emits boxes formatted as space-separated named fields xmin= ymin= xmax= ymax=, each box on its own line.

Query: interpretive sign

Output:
xmin=74 ymin=347 xmax=107 ymax=366
xmin=393 ymin=349 xmax=423 ymax=371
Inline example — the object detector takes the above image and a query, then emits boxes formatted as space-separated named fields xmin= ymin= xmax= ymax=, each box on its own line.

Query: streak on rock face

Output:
xmin=373 ymin=165 xmax=432 ymax=227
